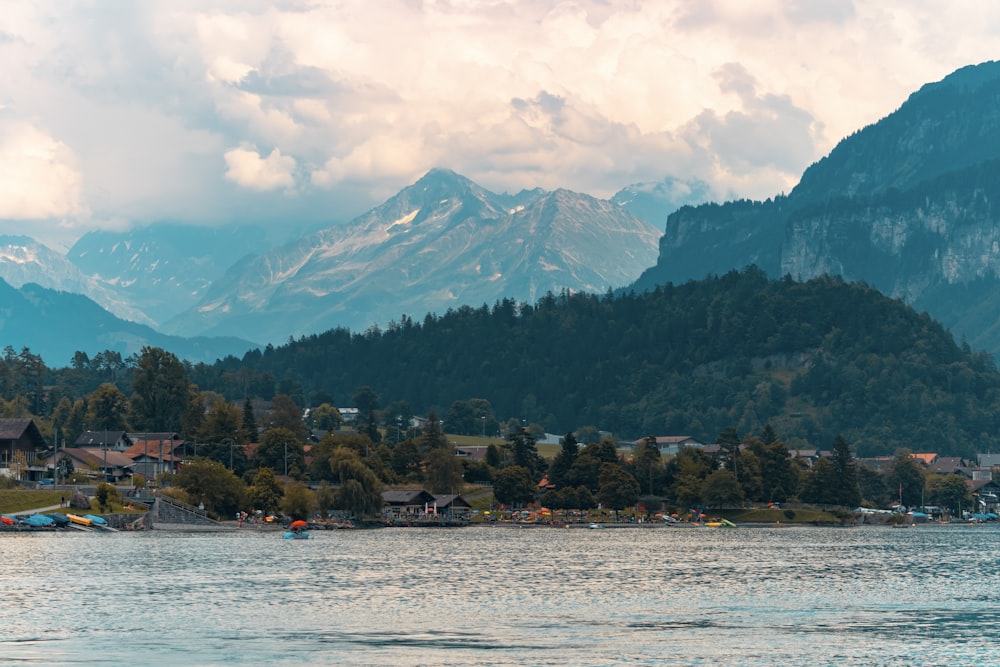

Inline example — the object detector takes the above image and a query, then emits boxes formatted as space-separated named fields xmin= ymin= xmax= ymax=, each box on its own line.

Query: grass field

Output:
xmin=0 ymin=489 xmax=144 ymax=515
xmin=0 ymin=489 xmax=65 ymax=513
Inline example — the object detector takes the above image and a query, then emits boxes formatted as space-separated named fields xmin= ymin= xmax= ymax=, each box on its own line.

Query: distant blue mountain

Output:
xmin=0 ymin=279 xmax=256 ymax=366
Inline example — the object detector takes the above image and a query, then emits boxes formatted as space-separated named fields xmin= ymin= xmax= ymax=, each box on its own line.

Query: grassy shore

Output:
xmin=0 ymin=489 xmax=145 ymax=515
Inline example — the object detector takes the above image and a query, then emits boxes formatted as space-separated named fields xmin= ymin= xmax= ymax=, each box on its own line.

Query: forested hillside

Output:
xmin=178 ymin=268 xmax=1000 ymax=457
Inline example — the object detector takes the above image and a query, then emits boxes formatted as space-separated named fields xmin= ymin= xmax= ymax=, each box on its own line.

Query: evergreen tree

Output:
xmin=129 ymin=347 xmax=189 ymax=432
xmin=830 ymin=434 xmax=861 ymax=507
xmin=548 ymin=432 xmax=579 ymax=488
xmin=242 ymin=397 xmax=258 ymax=442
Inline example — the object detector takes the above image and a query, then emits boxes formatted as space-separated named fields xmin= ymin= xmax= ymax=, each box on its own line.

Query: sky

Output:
xmin=1 ymin=1 xmax=998 ymax=251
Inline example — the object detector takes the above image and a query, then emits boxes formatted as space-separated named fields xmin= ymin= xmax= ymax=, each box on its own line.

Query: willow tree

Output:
xmin=331 ymin=448 xmax=383 ymax=518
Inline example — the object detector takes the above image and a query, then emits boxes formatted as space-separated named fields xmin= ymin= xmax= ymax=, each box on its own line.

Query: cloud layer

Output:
xmin=2 ymin=1 xmax=998 ymax=248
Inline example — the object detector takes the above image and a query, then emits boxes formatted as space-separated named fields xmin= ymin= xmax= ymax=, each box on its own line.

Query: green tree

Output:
xmin=887 ymin=449 xmax=926 ymax=508
xmin=174 ymin=458 xmax=246 ymax=518
xmin=352 ymin=385 xmax=381 ymax=417
xmin=253 ymin=427 xmax=304 ymax=478
xmin=746 ymin=428 xmax=798 ymax=503
xmin=717 ymin=426 xmax=742 ymax=483
xmin=265 ymin=394 xmax=308 ymax=440
xmin=331 ymin=448 xmax=384 ymax=518
xmin=248 ymin=467 xmax=284 ymax=514
xmin=198 ymin=398 xmax=243 ymax=444
xmin=86 ymin=383 xmax=129 ymax=431
xmin=425 ymin=447 xmax=464 ymax=494
xmin=129 ymin=347 xmax=189 ymax=432
xmin=95 ymin=481 xmax=121 ymax=512
xmin=596 ymin=463 xmax=640 ymax=515
xmin=492 ymin=465 xmax=536 ymax=507
xmin=567 ymin=452 xmax=602 ymax=492
xmin=800 ymin=458 xmax=838 ymax=505
xmin=314 ymin=481 xmax=336 ymax=517
xmin=668 ymin=448 xmax=715 ymax=508
xmin=548 ymin=432 xmax=579 ymax=489
xmin=309 ymin=403 xmax=342 ymax=432
xmin=281 ymin=481 xmax=314 ymax=520
xmin=419 ymin=411 xmax=447 ymax=451
xmin=632 ymin=436 xmax=662 ymax=496
xmin=390 ymin=439 xmax=422 ymax=480
xmin=507 ymin=426 xmax=544 ymax=476
xmin=702 ymin=469 xmax=744 ymax=507
xmin=241 ymin=397 xmax=259 ymax=442
xmin=926 ymin=473 xmax=970 ymax=516
xmin=829 ymin=435 xmax=861 ymax=507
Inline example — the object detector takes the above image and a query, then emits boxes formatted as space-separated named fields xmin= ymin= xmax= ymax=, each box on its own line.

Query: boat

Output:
xmin=1 ymin=514 xmax=16 ymax=526
xmin=66 ymin=514 xmax=92 ymax=527
xmin=22 ymin=514 xmax=55 ymax=528
xmin=283 ymin=529 xmax=310 ymax=539
xmin=45 ymin=513 xmax=71 ymax=526
xmin=705 ymin=519 xmax=737 ymax=528
xmin=587 ymin=522 xmax=603 ymax=529
xmin=83 ymin=514 xmax=108 ymax=526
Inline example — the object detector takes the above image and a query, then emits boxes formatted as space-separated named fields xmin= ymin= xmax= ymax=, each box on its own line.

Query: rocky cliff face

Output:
xmin=631 ymin=60 xmax=1000 ymax=356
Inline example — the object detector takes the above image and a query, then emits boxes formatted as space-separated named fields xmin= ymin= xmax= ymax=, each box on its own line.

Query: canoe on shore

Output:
xmin=66 ymin=514 xmax=92 ymax=527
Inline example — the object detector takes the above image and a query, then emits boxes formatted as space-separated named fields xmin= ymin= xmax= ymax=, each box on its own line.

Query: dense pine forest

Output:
xmin=5 ymin=267 xmax=999 ymax=459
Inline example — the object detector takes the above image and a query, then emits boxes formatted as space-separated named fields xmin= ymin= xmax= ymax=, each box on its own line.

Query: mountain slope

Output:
xmin=0 ymin=279 xmax=256 ymax=365
xmin=629 ymin=60 xmax=1000 ymax=357
xmin=67 ymin=223 xmax=275 ymax=324
xmin=0 ymin=236 xmax=154 ymax=326
xmin=188 ymin=269 xmax=1000 ymax=458
xmin=165 ymin=169 xmax=661 ymax=342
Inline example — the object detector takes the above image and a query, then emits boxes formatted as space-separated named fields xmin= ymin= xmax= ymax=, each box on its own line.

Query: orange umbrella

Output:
xmin=290 ymin=520 xmax=308 ymax=528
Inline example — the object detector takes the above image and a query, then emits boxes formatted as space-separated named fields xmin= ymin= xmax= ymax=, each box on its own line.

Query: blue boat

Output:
xmin=83 ymin=514 xmax=108 ymax=526
xmin=283 ymin=530 xmax=310 ymax=539
xmin=23 ymin=514 xmax=55 ymax=527
xmin=45 ymin=513 xmax=70 ymax=526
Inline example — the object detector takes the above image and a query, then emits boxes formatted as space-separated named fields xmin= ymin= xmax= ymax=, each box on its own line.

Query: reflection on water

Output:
xmin=1 ymin=525 xmax=998 ymax=665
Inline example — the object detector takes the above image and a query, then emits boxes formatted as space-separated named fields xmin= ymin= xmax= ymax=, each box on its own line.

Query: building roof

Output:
xmin=911 ymin=453 xmax=939 ymax=466
xmin=59 ymin=447 xmax=135 ymax=470
xmin=382 ymin=489 xmax=436 ymax=505
xmin=123 ymin=438 xmax=185 ymax=461
xmin=75 ymin=430 xmax=130 ymax=448
xmin=978 ymin=453 xmax=1000 ymax=468
xmin=0 ymin=418 xmax=47 ymax=449
xmin=432 ymin=494 xmax=471 ymax=509
xmin=928 ymin=457 xmax=967 ymax=474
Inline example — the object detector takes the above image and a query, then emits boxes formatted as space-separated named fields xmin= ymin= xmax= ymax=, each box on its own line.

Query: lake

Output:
xmin=1 ymin=524 xmax=997 ymax=666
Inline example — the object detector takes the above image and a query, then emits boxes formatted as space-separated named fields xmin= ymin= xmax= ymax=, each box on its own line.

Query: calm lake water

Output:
xmin=1 ymin=524 xmax=998 ymax=666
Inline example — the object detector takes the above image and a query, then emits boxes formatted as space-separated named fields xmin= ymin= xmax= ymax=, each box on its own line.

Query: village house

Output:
xmin=0 ymin=418 xmax=47 ymax=481
xmin=125 ymin=432 xmax=185 ymax=478
xmin=75 ymin=430 xmax=132 ymax=452
xmin=382 ymin=489 xmax=437 ymax=518
xmin=57 ymin=447 xmax=135 ymax=483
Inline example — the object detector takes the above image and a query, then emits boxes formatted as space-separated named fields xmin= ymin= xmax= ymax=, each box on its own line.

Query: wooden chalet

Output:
xmin=0 ymin=418 xmax=46 ymax=480
xmin=431 ymin=494 xmax=472 ymax=519
xmin=382 ymin=489 xmax=437 ymax=518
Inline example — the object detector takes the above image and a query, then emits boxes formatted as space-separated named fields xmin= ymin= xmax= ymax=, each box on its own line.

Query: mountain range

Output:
xmin=0 ymin=171 xmax=670 ymax=363
xmin=5 ymin=60 xmax=1000 ymax=366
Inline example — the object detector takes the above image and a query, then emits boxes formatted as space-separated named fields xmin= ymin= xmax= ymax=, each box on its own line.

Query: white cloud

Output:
xmin=224 ymin=145 xmax=296 ymax=190
xmin=2 ymin=0 xmax=1000 ymax=246
xmin=0 ymin=122 xmax=84 ymax=219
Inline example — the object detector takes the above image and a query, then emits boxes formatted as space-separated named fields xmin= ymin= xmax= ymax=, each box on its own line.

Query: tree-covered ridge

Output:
xmin=181 ymin=268 xmax=1000 ymax=457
